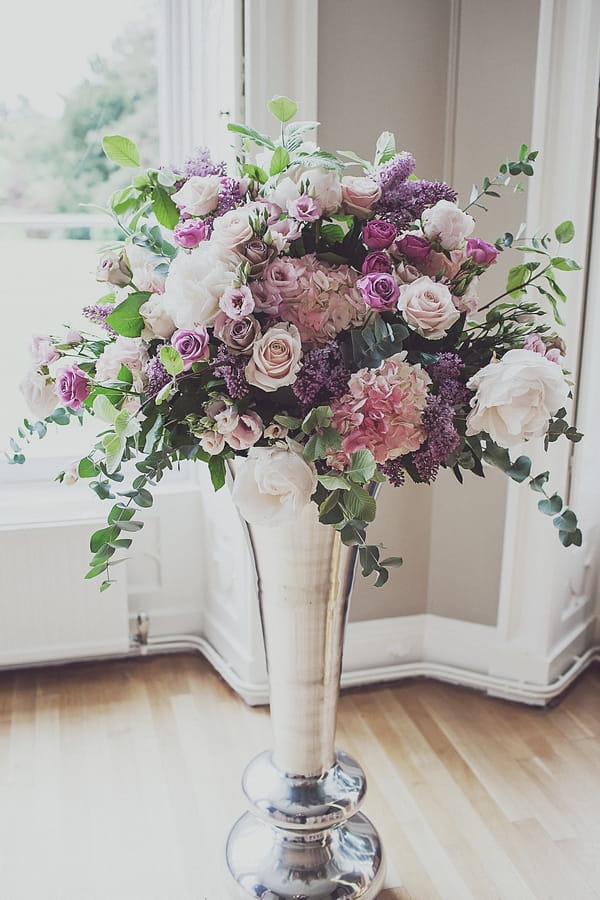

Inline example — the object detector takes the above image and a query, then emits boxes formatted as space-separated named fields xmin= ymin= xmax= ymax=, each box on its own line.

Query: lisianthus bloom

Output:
xmin=330 ymin=353 xmax=431 ymax=465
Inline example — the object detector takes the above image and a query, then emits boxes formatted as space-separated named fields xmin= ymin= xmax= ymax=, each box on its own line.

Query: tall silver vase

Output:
xmin=226 ymin=485 xmax=385 ymax=899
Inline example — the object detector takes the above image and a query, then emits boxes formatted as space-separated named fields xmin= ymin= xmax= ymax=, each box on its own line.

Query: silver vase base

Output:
xmin=226 ymin=810 xmax=386 ymax=899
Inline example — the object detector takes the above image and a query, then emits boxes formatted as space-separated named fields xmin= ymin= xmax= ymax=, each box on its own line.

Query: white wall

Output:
xmin=315 ymin=0 xmax=541 ymax=624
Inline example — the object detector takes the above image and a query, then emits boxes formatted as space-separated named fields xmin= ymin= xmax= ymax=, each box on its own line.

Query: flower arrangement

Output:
xmin=8 ymin=96 xmax=583 ymax=589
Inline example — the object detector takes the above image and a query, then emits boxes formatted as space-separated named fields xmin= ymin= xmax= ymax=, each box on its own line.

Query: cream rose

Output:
xmin=139 ymin=294 xmax=177 ymax=340
xmin=231 ymin=446 xmax=317 ymax=526
xmin=19 ymin=370 xmax=58 ymax=419
xmin=211 ymin=207 xmax=255 ymax=249
xmin=95 ymin=337 xmax=149 ymax=385
xmin=466 ymin=349 xmax=570 ymax=448
xmin=245 ymin=322 xmax=303 ymax=392
xmin=171 ymin=174 xmax=221 ymax=216
xmin=422 ymin=199 xmax=475 ymax=250
xmin=397 ymin=276 xmax=460 ymax=339
xmin=161 ymin=242 xmax=237 ymax=328
xmin=125 ymin=243 xmax=167 ymax=294
xmin=341 ymin=175 xmax=382 ymax=218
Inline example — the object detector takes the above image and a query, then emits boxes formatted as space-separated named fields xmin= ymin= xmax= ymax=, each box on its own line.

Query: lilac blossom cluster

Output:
xmin=374 ymin=152 xmax=458 ymax=228
xmin=291 ymin=342 xmax=351 ymax=413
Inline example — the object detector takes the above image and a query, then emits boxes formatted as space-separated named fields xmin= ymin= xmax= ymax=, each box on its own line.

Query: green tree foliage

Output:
xmin=0 ymin=23 xmax=159 ymax=220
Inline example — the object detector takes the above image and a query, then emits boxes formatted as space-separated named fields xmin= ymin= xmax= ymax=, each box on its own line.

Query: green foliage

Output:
xmin=102 ymin=135 xmax=140 ymax=168
xmin=106 ymin=290 xmax=151 ymax=337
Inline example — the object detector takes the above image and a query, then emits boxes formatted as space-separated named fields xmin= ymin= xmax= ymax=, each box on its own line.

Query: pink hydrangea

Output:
xmin=330 ymin=354 xmax=431 ymax=466
xmin=276 ymin=254 xmax=368 ymax=345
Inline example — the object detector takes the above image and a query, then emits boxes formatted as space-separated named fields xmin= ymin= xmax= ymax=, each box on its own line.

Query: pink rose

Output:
xmin=422 ymin=200 xmax=475 ymax=250
xmin=54 ymin=363 xmax=90 ymax=410
xmin=466 ymin=237 xmax=500 ymax=266
xmin=245 ymin=322 xmax=303 ymax=392
xmin=225 ymin=410 xmax=264 ymax=450
xmin=171 ymin=328 xmax=210 ymax=369
xmin=287 ymin=195 xmax=322 ymax=222
xmin=361 ymin=220 xmax=397 ymax=250
xmin=199 ymin=430 xmax=226 ymax=455
xmin=30 ymin=334 xmax=60 ymax=367
xmin=361 ymin=252 xmax=393 ymax=275
xmin=174 ymin=218 xmax=211 ymax=248
xmin=211 ymin=207 xmax=254 ymax=248
xmin=395 ymin=233 xmax=432 ymax=263
xmin=341 ymin=175 xmax=382 ymax=218
xmin=356 ymin=272 xmax=400 ymax=310
xmin=219 ymin=285 xmax=255 ymax=319
xmin=397 ymin=276 xmax=461 ymax=339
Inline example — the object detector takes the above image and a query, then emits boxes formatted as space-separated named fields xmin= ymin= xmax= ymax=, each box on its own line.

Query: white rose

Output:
xmin=19 ymin=370 xmax=58 ymax=419
xmin=125 ymin=243 xmax=167 ymax=294
xmin=139 ymin=294 xmax=176 ymax=340
xmin=245 ymin=322 xmax=303 ymax=392
xmin=422 ymin=199 xmax=475 ymax=250
xmin=231 ymin=446 xmax=317 ymax=526
xmin=267 ymin=176 xmax=301 ymax=211
xmin=171 ymin=174 xmax=222 ymax=216
xmin=211 ymin=207 xmax=255 ymax=249
xmin=95 ymin=337 xmax=149 ymax=384
xmin=397 ymin=276 xmax=460 ymax=339
xmin=289 ymin=167 xmax=342 ymax=215
xmin=466 ymin=349 xmax=570 ymax=448
xmin=161 ymin=242 xmax=237 ymax=328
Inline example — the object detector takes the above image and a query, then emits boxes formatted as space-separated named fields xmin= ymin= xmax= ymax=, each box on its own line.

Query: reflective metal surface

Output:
xmin=242 ymin=749 xmax=366 ymax=830
xmin=226 ymin=476 xmax=385 ymax=897
xmin=226 ymin=811 xmax=385 ymax=899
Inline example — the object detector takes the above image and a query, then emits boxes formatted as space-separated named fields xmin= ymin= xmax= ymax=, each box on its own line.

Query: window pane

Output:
xmin=1 ymin=0 xmax=160 ymax=459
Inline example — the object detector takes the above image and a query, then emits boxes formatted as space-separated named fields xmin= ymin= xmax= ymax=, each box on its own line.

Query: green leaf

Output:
xmin=343 ymin=485 xmax=377 ymax=522
xmin=554 ymin=220 xmax=575 ymax=244
xmin=380 ymin=556 xmax=403 ymax=568
xmin=321 ymin=223 xmax=345 ymax=244
xmin=270 ymin=145 xmax=290 ymax=176
xmin=102 ymin=135 xmax=140 ymax=168
xmin=339 ymin=521 xmax=366 ymax=546
xmin=268 ymin=95 xmax=298 ymax=123
xmin=209 ymin=455 xmax=226 ymax=491
xmin=529 ymin=471 xmax=550 ymax=493
xmin=101 ymin=432 xmax=125 ymax=474
xmin=506 ymin=455 xmax=532 ymax=483
xmin=90 ymin=526 xmax=120 ymax=553
xmin=538 ymin=494 xmax=563 ymax=515
xmin=93 ymin=394 xmax=120 ymax=426
xmin=346 ymin=450 xmax=377 ymax=484
xmin=318 ymin=474 xmax=351 ymax=491
xmin=550 ymin=257 xmax=581 ymax=271
xmin=160 ymin=344 xmax=185 ymax=376
xmin=106 ymin=291 xmax=151 ymax=338
xmin=337 ymin=149 xmax=372 ymax=171
xmin=116 ymin=519 xmax=144 ymax=532
xmin=374 ymin=131 xmax=396 ymax=166
xmin=114 ymin=409 xmax=140 ymax=439
xmin=108 ymin=504 xmax=136 ymax=524
xmin=241 ymin=163 xmax=269 ymax=184
xmin=85 ymin=564 xmax=108 ymax=580
xmin=273 ymin=414 xmax=302 ymax=429
xmin=227 ymin=123 xmax=276 ymax=149
xmin=553 ymin=509 xmax=578 ymax=533
xmin=374 ymin=568 xmax=389 ymax=588
xmin=78 ymin=457 xmax=100 ymax=478
xmin=152 ymin=185 xmax=180 ymax=229
xmin=133 ymin=488 xmax=154 ymax=508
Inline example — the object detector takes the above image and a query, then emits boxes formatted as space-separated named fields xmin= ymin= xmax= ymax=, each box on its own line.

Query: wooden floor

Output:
xmin=0 ymin=653 xmax=598 ymax=900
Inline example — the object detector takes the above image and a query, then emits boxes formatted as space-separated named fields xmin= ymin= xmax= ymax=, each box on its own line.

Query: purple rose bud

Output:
xmin=173 ymin=218 xmax=211 ymax=248
xmin=466 ymin=237 xmax=500 ymax=265
xmin=361 ymin=251 xmax=393 ymax=275
xmin=55 ymin=363 xmax=90 ymax=410
xmin=356 ymin=272 xmax=400 ymax=310
xmin=361 ymin=219 xmax=397 ymax=250
xmin=171 ymin=328 xmax=210 ymax=370
xmin=395 ymin=233 xmax=432 ymax=263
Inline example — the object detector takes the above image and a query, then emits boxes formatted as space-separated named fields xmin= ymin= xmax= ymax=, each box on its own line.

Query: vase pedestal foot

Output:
xmin=226 ymin=809 xmax=385 ymax=899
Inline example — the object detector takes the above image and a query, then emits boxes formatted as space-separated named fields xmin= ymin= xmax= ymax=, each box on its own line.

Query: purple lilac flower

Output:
xmin=82 ymin=304 xmax=118 ymax=337
xmin=291 ymin=342 xmax=351 ymax=413
xmin=214 ymin=177 xmax=243 ymax=217
xmin=178 ymin=147 xmax=227 ymax=178
xmin=421 ymin=394 xmax=461 ymax=463
xmin=431 ymin=352 xmax=471 ymax=406
xmin=145 ymin=357 xmax=171 ymax=397
xmin=379 ymin=459 xmax=406 ymax=487
xmin=374 ymin=151 xmax=457 ymax=229
xmin=211 ymin=345 xmax=250 ymax=399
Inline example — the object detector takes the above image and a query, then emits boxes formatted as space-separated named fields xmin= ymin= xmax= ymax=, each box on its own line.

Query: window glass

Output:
xmin=1 ymin=0 xmax=160 ymax=460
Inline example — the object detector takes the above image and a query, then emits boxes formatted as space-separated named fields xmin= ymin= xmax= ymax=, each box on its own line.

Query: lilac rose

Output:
xmin=55 ymin=363 xmax=90 ymax=410
xmin=361 ymin=251 xmax=393 ymax=275
xmin=173 ymin=218 xmax=211 ymax=249
xmin=395 ymin=233 xmax=432 ymax=263
xmin=361 ymin=220 xmax=397 ymax=250
xmin=171 ymin=328 xmax=210 ymax=369
xmin=356 ymin=272 xmax=400 ymax=310
xmin=466 ymin=237 xmax=500 ymax=266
